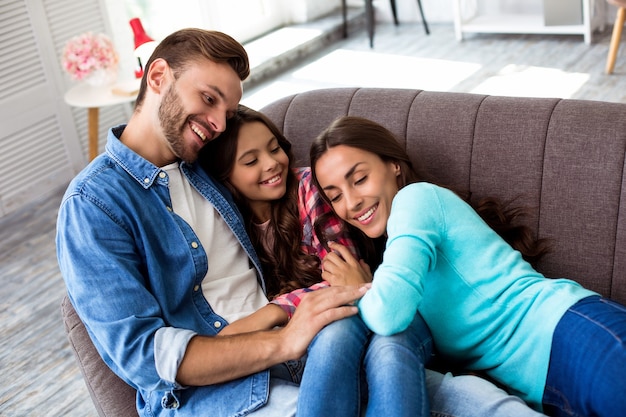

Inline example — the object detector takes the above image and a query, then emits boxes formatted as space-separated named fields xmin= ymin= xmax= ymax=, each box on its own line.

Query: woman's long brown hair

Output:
xmin=310 ymin=116 xmax=550 ymax=270
xmin=199 ymin=105 xmax=321 ymax=299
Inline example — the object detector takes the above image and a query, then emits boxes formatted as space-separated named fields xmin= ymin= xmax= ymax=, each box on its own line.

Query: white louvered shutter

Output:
xmin=0 ymin=0 xmax=130 ymax=218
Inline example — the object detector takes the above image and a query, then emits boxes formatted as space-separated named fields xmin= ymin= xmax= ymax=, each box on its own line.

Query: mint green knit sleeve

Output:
xmin=358 ymin=183 xmax=444 ymax=336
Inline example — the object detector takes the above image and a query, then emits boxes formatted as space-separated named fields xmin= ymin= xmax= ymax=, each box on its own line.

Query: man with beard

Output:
xmin=57 ymin=28 xmax=365 ymax=416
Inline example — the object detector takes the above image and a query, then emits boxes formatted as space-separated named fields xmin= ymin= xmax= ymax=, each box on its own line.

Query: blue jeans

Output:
xmin=250 ymin=371 xmax=545 ymax=417
xmin=426 ymin=371 xmax=546 ymax=417
xmin=296 ymin=313 xmax=433 ymax=417
xmin=543 ymin=296 xmax=626 ymax=417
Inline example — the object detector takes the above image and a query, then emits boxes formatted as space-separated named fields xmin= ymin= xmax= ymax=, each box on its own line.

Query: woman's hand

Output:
xmin=322 ymin=241 xmax=373 ymax=286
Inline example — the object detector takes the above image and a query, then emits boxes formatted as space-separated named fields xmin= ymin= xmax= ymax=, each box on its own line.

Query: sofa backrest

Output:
xmin=260 ymin=87 xmax=626 ymax=305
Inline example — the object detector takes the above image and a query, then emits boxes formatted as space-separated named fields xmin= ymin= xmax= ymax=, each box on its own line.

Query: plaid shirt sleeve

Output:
xmin=270 ymin=167 xmax=360 ymax=319
xmin=271 ymin=281 xmax=330 ymax=319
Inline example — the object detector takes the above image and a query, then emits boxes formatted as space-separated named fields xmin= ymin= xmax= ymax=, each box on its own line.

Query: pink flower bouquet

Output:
xmin=61 ymin=32 xmax=119 ymax=81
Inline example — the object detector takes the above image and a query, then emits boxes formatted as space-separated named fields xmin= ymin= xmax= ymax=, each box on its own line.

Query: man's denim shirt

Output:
xmin=56 ymin=125 xmax=270 ymax=416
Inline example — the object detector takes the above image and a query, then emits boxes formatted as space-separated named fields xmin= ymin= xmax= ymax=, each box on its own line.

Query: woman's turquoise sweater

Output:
xmin=358 ymin=182 xmax=596 ymax=410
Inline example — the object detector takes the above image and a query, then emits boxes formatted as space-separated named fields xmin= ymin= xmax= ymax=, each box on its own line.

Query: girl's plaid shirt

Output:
xmin=269 ymin=167 xmax=359 ymax=318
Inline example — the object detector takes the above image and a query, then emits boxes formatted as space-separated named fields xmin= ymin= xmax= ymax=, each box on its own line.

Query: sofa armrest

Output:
xmin=61 ymin=295 xmax=138 ymax=417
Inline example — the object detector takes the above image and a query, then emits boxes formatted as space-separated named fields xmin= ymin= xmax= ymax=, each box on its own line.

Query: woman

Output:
xmin=309 ymin=115 xmax=626 ymax=417
xmin=199 ymin=105 xmax=546 ymax=417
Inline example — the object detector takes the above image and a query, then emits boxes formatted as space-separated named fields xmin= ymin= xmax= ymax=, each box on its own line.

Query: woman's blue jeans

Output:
xmin=296 ymin=313 xmax=433 ymax=417
xmin=542 ymin=296 xmax=626 ymax=417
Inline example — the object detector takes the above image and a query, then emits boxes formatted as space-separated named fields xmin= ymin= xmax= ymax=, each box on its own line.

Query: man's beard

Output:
xmin=158 ymin=83 xmax=198 ymax=164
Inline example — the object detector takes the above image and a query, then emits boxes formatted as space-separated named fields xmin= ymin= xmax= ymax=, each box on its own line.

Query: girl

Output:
xmin=310 ymin=115 xmax=626 ymax=417
xmin=200 ymin=105 xmax=432 ymax=417
xmin=199 ymin=105 xmax=546 ymax=417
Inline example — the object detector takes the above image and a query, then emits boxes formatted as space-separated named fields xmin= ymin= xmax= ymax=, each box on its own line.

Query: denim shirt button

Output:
xmin=214 ymin=321 xmax=222 ymax=328
xmin=193 ymin=285 xmax=200 ymax=292
xmin=161 ymin=391 xmax=180 ymax=409
xmin=191 ymin=241 xmax=199 ymax=249
xmin=143 ymin=178 xmax=150 ymax=184
xmin=159 ymin=172 xmax=167 ymax=179
xmin=166 ymin=206 xmax=172 ymax=212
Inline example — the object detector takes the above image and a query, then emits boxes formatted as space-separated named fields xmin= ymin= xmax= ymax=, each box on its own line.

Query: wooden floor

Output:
xmin=1 ymin=21 xmax=625 ymax=416
xmin=242 ymin=21 xmax=626 ymax=109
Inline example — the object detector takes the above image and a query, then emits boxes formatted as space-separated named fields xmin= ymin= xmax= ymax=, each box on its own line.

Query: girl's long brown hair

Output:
xmin=199 ymin=105 xmax=321 ymax=299
xmin=310 ymin=116 xmax=549 ymax=270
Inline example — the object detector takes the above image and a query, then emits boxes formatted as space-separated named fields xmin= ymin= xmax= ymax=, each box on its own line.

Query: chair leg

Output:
xmin=341 ymin=0 xmax=348 ymax=38
xmin=389 ymin=0 xmax=399 ymax=25
xmin=607 ymin=7 xmax=626 ymax=74
xmin=416 ymin=0 xmax=430 ymax=35
xmin=365 ymin=0 xmax=375 ymax=48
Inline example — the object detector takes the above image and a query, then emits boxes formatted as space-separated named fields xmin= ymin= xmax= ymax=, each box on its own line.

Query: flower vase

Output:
xmin=84 ymin=68 xmax=117 ymax=87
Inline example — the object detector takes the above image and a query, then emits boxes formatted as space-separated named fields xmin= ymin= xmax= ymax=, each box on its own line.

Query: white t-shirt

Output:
xmin=162 ymin=162 xmax=268 ymax=322
xmin=154 ymin=162 xmax=267 ymax=383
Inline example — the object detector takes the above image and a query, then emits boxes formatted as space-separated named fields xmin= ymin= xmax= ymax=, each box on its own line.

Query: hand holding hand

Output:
xmin=217 ymin=304 xmax=288 ymax=336
xmin=279 ymin=284 xmax=367 ymax=358
xmin=322 ymin=241 xmax=373 ymax=286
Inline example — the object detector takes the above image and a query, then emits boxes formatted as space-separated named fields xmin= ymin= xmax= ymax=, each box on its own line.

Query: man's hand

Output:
xmin=322 ymin=241 xmax=373 ymax=286
xmin=278 ymin=284 xmax=368 ymax=359
xmin=177 ymin=284 xmax=367 ymax=386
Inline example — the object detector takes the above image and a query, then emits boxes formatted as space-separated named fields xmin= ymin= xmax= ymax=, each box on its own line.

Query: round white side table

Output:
xmin=64 ymin=80 xmax=139 ymax=161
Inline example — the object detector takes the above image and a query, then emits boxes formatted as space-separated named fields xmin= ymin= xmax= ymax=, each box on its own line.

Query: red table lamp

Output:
xmin=129 ymin=18 xmax=156 ymax=78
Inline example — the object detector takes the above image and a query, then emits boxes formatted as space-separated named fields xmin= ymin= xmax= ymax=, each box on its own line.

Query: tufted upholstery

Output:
xmin=61 ymin=296 xmax=138 ymax=416
xmin=261 ymin=88 xmax=626 ymax=303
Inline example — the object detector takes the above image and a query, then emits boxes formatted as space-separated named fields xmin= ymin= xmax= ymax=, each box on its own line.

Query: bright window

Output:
xmin=113 ymin=0 xmax=290 ymax=43
xmin=103 ymin=0 xmax=338 ymax=81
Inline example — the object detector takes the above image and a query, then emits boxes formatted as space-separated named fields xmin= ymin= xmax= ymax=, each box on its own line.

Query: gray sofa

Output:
xmin=61 ymin=87 xmax=626 ymax=416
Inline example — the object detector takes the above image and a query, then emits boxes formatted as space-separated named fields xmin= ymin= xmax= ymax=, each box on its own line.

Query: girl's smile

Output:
xmin=228 ymin=121 xmax=290 ymax=222
xmin=260 ymin=173 xmax=283 ymax=186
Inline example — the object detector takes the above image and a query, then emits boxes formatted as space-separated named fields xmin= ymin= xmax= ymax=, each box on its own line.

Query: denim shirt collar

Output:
xmin=106 ymin=124 xmax=164 ymax=189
